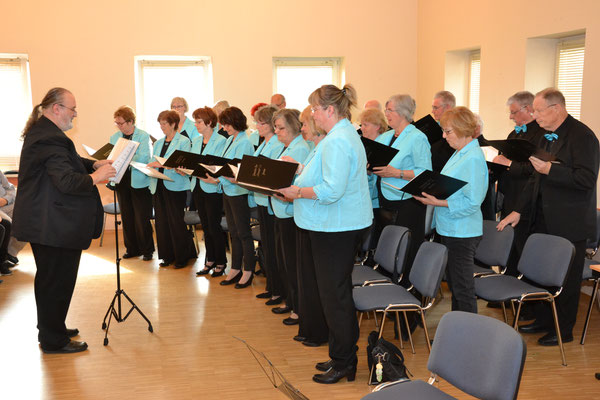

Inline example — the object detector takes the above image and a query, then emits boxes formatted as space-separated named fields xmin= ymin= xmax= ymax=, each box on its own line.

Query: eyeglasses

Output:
xmin=114 ymin=121 xmax=129 ymax=127
xmin=384 ymin=107 xmax=396 ymax=114
xmin=442 ymin=128 xmax=454 ymax=135
xmin=432 ymin=104 xmax=445 ymax=111
xmin=58 ymin=104 xmax=77 ymax=113
xmin=256 ymin=121 xmax=268 ymax=126
xmin=509 ymin=105 xmax=527 ymax=116
xmin=171 ymin=105 xmax=185 ymax=110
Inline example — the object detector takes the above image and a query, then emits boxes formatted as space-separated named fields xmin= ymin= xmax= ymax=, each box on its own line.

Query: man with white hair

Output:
xmin=430 ymin=91 xmax=456 ymax=171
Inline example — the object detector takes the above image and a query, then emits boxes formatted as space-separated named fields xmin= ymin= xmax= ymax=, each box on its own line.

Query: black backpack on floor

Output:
xmin=366 ymin=330 xmax=412 ymax=385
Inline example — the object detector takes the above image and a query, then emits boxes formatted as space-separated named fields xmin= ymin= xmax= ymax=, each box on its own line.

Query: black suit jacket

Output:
xmin=517 ymin=115 xmax=599 ymax=242
xmin=13 ymin=116 xmax=103 ymax=250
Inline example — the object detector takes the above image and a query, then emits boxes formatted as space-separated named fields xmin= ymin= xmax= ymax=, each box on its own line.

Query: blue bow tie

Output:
xmin=514 ymin=124 xmax=527 ymax=134
xmin=544 ymin=133 xmax=559 ymax=142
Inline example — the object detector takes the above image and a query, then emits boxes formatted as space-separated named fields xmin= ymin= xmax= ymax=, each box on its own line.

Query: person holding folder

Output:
xmin=414 ymin=106 xmax=488 ymax=313
xmin=147 ymin=110 xmax=196 ymax=269
xmin=170 ymin=97 xmax=200 ymax=140
xmin=190 ymin=106 xmax=228 ymax=277
xmin=280 ymin=84 xmax=372 ymax=384
xmin=373 ymin=94 xmax=431 ymax=282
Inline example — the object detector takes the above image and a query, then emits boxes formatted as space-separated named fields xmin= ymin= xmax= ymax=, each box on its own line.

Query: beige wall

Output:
xmin=2 ymin=0 xmax=418 ymax=151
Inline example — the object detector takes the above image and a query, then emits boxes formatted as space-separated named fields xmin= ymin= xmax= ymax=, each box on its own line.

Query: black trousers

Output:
xmin=115 ymin=173 xmax=154 ymax=256
xmin=0 ymin=218 xmax=10 ymax=261
xmin=308 ymin=228 xmax=367 ymax=370
xmin=274 ymin=217 xmax=297 ymax=309
xmin=153 ymin=183 xmax=196 ymax=265
xmin=258 ymin=206 xmax=283 ymax=296
xmin=31 ymin=243 xmax=81 ymax=350
xmin=378 ymin=197 xmax=425 ymax=285
xmin=192 ymin=187 xmax=227 ymax=265
xmin=440 ymin=235 xmax=482 ymax=313
xmin=504 ymin=222 xmax=529 ymax=277
xmin=223 ymin=194 xmax=255 ymax=272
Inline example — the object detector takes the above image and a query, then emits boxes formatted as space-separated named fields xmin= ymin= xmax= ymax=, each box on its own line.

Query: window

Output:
xmin=468 ymin=50 xmax=481 ymax=115
xmin=556 ymin=37 xmax=585 ymax=119
xmin=134 ymin=56 xmax=213 ymax=139
xmin=273 ymin=57 xmax=342 ymax=110
xmin=0 ymin=54 xmax=32 ymax=170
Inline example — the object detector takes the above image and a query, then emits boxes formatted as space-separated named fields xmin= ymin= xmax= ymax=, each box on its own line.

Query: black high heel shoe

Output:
xmin=235 ymin=274 xmax=253 ymax=289
xmin=211 ymin=265 xmax=226 ymax=278
xmin=196 ymin=264 xmax=215 ymax=276
xmin=312 ymin=364 xmax=356 ymax=384
xmin=220 ymin=270 xmax=241 ymax=286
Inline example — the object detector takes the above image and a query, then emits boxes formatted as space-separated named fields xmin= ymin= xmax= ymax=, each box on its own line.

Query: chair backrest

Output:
xmin=409 ymin=241 xmax=448 ymax=299
xmin=373 ymin=225 xmax=411 ymax=276
xmin=428 ymin=311 xmax=527 ymax=400
xmin=474 ymin=220 xmax=514 ymax=269
xmin=518 ymin=233 xmax=575 ymax=287
xmin=361 ymin=225 xmax=374 ymax=253
xmin=424 ymin=205 xmax=435 ymax=237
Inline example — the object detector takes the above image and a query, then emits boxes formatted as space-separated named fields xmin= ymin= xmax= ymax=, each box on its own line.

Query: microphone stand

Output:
xmin=101 ymin=183 xmax=153 ymax=345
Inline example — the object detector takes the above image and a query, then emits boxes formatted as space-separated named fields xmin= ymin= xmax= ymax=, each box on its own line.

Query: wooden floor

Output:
xmin=1 ymin=231 xmax=599 ymax=400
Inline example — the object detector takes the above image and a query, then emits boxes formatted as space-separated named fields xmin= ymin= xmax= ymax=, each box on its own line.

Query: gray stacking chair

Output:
xmin=361 ymin=311 xmax=527 ymax=400
xmin=473 ymin=220 xmax=514 ymax=277
xmin=474 ymin=233 xmax=574 ymax=366
xmin=353 ymin=241 xmax=448 ymax=354
xmin=100 ymin=202 xmax=120 ymax=247
xmin=580 ymin=209 xmax=600 ymax=344
xmin=352 ymin=225 xmax=410 ymax=287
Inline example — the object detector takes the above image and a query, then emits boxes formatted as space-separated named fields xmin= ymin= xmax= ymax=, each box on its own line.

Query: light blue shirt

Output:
xmin=249 ymin=135 xmax=285 ymax=212
xmin=109 ymin=127 xmax=152 ymax=189
xmin=218 ymin=131 xmax=255 ymax=197
xmin=149 ymin=133 xmax=192 ymax=194
xmin=272 ymin=135 xmax=311 ymax=219
xmin=248 ymin=130 xmax=260 ymax=147
xmin=306 ymin=140 xmax=316 ymax=152
xmin=190 ymin=129 xmax=227 ymax=193
xmin=375 ymin=125 xmax=431 ymax=201
xmin=367 ymin=173 xmax=379 ymax=208
xmin=293 ymin=119 xmax=373 ymax=232
xmin=179 ymin=117 xmax=200 ymax=141
xmin=433 ymin=139 xmax=488 ymax=238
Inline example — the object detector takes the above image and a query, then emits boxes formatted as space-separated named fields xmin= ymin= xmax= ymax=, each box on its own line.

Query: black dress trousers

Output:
xmin=222 ymin=194 xmax=255 ymax=272
xmin=258 ymin=206 xmax=283 ymax=297
xmin=192 ymin=186 xmax=227 ymax=265
xmin=274 ymin=217 xmax=297 ymax=309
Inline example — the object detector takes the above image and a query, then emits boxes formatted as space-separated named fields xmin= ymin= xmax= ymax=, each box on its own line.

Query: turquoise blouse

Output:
xmin=249 ymin=135 xmax=285 ymax=212
xmin=179 ymin=117 xmax=200 ymax=141
xmin=190 ymin=129 xmax=227 ymax=193
xmin=149 ymin=133 xmax=192 ymax=194
xmin=109 ymin=127 xmax=152 ymax=189
xmin=218 ymin=131 xmax=255 ymax=197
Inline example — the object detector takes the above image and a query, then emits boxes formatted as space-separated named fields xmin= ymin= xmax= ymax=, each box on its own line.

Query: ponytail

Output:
xmin=22 ymin=87 xmax=71 ymax=138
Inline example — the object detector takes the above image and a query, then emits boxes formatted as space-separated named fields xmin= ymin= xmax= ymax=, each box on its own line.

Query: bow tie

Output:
xmin=544 ymin=133 xmax=559 ymax=142
xmin=514 ymin=124 xmax=527 ymax=134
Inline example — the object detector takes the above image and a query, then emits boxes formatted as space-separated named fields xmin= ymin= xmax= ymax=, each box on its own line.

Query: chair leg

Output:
xmin=378 ymin=312 xmax=387 ymax=339
xmin=513 ymin=301 xmax=523 ymax=330
xmin=403 ymin=311 xmax=415 ymax=354
xmin=191 ymin=225 xmax=199 ymax=254
xmin=373 ymin=311 xmax=379 ymax=328
xmin=501 ymin=301 xmax=508 ymax=324
xmin=100 ymin=212 xmax=107 ymax=247
xmin=420 ymin=311 xmax=432 ymax=352
xmin=358 ymin=312 xmax=363 ymax=328
xmin=550 ymin=299 xmax=567 ymax=366
xmin=394 ymin=312 xmax=404 ymax=350
xmin=581 ymin=279 xmax=600 ymax=345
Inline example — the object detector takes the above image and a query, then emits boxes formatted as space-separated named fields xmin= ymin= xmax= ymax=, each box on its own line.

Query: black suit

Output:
xmin=13 ymin=116 xmax=103 ymax=350
xmin=517 ymin=115 xmax=599 ymax=335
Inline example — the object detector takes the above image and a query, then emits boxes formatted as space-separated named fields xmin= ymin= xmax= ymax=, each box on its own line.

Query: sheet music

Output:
xmin=130 ymin=161 xmax=174 ymax=181
xmin=107 ymin=138 xmax=139 ymax=184
xmin=480 ymin=146 xmax=499 ymax=162
xmin=154 ymin=156 xmax=167 ymax=165
xmin=82 ymin=144 xmax=96 ymax=157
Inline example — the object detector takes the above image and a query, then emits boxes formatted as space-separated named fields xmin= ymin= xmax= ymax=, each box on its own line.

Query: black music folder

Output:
xmin=161 ymin=150 xmax=208 ymax=177
xmin=235 ymin=155 xmax=298 ymax=196
xmin=384 ymin=170 xmax=467 ymax=200
xmin=361 ymin=136 xmax=399 ymax=170
xmin=412 ymin=114 xmax=443 ymax=145
xmin=199 ymin=155 xmax=242 ymax=178
xmin=487 ymin=139 xmax=558 ymax=162
xmin=84 ymin=143 xmax=114 ymax=160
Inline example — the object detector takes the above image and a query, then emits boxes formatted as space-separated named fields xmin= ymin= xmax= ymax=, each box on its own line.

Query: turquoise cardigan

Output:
xmin=179 ymin=117 xmax=200 ymax=141
xmin=218 ymin=132 xmax=255 ymax=197
xmin=190 ymin=129 xmax=227 ymax=193
xmin=249 ymin=135 xmax=285 ymax=212
xmin=109 ymin=127 xmax=152 ymax=189
xmin=149 ymin=133 xmax=192 ymax=194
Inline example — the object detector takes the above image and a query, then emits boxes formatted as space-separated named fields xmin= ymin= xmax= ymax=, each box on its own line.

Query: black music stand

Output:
xmin=101 ymin=184 xmax=153 ymax=345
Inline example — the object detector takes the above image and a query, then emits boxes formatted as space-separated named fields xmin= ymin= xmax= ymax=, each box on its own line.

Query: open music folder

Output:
xmin=383 ymin=169 xmax=467 ymax=200
xmin=234 ymin=155 xmax=298 ymax=196
xmin=107 ymin=138 xmax=139 ymax=184
xmin=83 ymin=143 xmax=114 ymax=160
xmin=361 ymin=136 xmax=399 ymax=170
xmin=130 ymin=161 xmax=174 ymax=182
xmin=412 ymin=114 xmax=443 ymax=145
xmin=486 ymin=139 xmax=558 ymax=163
xmin=199 ymin=155 xmax=242 ymax=178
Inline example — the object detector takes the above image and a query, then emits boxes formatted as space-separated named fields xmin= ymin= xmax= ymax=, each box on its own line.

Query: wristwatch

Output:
xmin=400 ymin=170 xmax=404 ymax=179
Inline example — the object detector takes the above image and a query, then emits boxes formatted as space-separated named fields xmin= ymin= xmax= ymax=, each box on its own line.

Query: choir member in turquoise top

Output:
xmin=217 ymin=107 xmax=256 ymax=288
xmin=110 ymin=106 xmax=155 ymax=260
xmin=250 ymin=105 xmax=286 ymax=304
xmin=373 ymin=94 xmax=432 ymax=286
xmin=414 ymin=106 xmax=488 ymax=313
xmin=147 ymin=110 xmax=196 ymax=269
xmin=270 ymin=109 xmax=310 ymax=325
xmin=299 ymin=105 xmax=326 ymax=152
xmin=189 ymin=107 xmax=228 ymax=277
xmin=171 ymin=97 xmax=200 ymax=140
xmin=280 ymin=84 xmax=372 ymax=384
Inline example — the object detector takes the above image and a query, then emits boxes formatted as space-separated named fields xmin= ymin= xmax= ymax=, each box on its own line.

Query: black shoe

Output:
xmin=283 ymin=317 xmax=299 ymax=326
xmin=7 ymin=254 xmax=18 ymax=265
xmin=66 ymin=328 xmax=79 ymax=338
xmin=235 ymin=275 xmax=253 ymax=289
xmin=42 ymin=340 xmax=88 ymax=354
xmin=312 ymin=365 xmax=356 ymax=384
xmin=256 ymin=291 xmax=272 ymax=299
xmin=293 ymin=335 xmax=306 ymax=343
xmin=254 ymin=269 xmax=265 ymax=276
xmin=272 ymin=306 xmax=292 ymax=314
xmin=519 ymin=321 xmax=551 ymax=334
xmin=159 ymin=260 xmax=172 ymax=267
xmin=538 ymin=331 xmax=573 ymax=346
xmin=302 ymin=340 xmax=326 ymax=347
xmin=122 ymin=252 xmax=140 ymax=259
xmin=315 ymin=359 xmax=334 ymax=372
xmin=220 ymin=271 xmax=241 ymax=286
xmin=211 ymin=266 xmax=226 ymax=277
xmin=142 ymin=254 xmax=153 ymax=261
xmin=0 ymin=262 xmax=13 ymax=276
xmin=265 ymin=297 xmax=283 ymax=306
xmin=196 ymin=265 xmax=215 ymax=276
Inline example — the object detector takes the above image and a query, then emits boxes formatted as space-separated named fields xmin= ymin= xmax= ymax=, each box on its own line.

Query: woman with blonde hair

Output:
xmin=170 ymin=97 xmax=200 ymax=140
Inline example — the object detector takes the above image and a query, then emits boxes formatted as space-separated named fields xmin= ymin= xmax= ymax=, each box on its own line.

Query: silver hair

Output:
xmin=434 ymin=90 xmax=456 ymax=108
xmin=387 ymin=94 xmax=416 ymax=122
xmin=506 ymin=91 xmax=534 ymax=107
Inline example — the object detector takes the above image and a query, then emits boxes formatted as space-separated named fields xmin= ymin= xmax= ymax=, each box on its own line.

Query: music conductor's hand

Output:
xmin=497 ymin=211 xmax=520 ymax=231
xmin=92 ymin=159 xmax=113 ymax=170
xmin=91 ymin=164 xmax=116 ymax=185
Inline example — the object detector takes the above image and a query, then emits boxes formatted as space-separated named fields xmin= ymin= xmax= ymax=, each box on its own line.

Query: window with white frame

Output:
xmin=468 ymin=50 xmax=481 ymax=115
xmin=556 ymin=36 xmax=585 ymax=120
xmin=273 ymin=57 xmax=342 ymax=110
xmin=0 ymin=54 xmax=32 ymax=171
xmin=134 ymin=56 xmax=213 ymax=139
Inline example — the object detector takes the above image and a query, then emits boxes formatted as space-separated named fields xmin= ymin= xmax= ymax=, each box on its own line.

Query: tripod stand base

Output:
xmin=102 ymin=288 xmax=153 ymax=346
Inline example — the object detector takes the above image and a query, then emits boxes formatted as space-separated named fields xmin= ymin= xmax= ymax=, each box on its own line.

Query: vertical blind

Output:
xmin=468 ymin=50 xmax=481 ymax=115
xmin=556 ymin=38 xmax=585 ymax=120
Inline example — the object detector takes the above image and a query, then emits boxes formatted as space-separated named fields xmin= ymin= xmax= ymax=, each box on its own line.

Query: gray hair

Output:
xmin=387 ymin=94 xmax=416 ymax=122
xmin=507 ymin=91 xmax=534 ymax=107
xmin=434 ymin=90 xmax=456 ymax=108
xmin=536 ymin=88 xmax=566 ymax=107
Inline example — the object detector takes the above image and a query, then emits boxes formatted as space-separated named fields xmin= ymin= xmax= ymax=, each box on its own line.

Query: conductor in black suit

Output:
xmin=498 ymin=88 xmax=599 ymax=346
xmin=13 ymin=87 xmax=116 ymax=354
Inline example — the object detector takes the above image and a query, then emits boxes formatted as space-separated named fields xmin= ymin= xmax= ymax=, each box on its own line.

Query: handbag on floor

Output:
xmin=366 ymin=330 xmax=411 ymax=385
